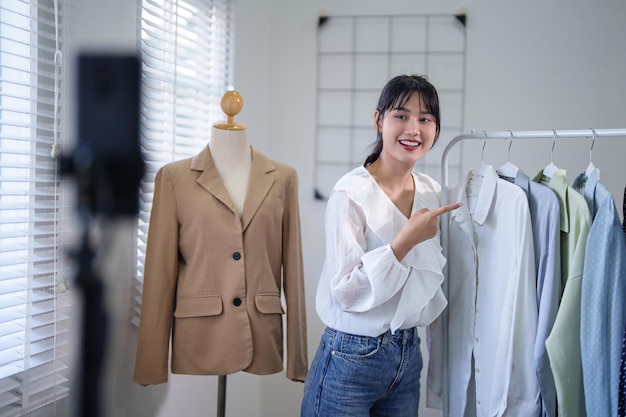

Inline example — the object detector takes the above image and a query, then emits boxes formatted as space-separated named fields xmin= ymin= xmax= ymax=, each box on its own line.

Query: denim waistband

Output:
xmin=324 ymin=326 xmax=419 ymax=347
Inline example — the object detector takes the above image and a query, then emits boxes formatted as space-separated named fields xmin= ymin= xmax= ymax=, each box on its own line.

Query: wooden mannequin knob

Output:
xmin=221 ymin=91 xmax=243 ymax=117
xmin=214 ymin=90 xmax=247 ymax=130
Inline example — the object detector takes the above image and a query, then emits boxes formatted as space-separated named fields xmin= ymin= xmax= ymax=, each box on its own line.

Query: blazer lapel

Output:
xmin=241 ymin=148 xmax=276 ymax=232
xmin=191 ymin=146 xmax=237 ymax=212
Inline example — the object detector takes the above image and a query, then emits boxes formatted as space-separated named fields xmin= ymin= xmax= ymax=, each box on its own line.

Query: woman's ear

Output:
xmin=373 ymin=110 xmax=381 ymax=133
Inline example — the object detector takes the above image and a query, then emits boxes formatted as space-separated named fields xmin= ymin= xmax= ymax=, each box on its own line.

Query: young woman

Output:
xmin=301 ymin=74 xmax=462 ymax=417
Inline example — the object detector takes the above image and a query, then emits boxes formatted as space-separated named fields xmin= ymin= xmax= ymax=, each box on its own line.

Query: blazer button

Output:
xmin=233 ymin=297 xmax=242 ymax=306
xmin=232 ymin=252 xmax=241 ymax=261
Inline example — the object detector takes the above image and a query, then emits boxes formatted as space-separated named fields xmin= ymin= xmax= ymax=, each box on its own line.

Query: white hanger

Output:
xmin=543 ymin=130 xmax=559 ymax=178
xmin=471 ymin=132 xmax=491 ymax=177
xmin=497 ymin=131 xmax=519 ymax=178
xmin=585 ymin=128 xmax=599 ymax=178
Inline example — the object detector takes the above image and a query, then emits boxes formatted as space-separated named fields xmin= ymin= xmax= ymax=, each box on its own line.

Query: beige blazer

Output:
xmin=133 ymin=146 xmax=308 ymax=385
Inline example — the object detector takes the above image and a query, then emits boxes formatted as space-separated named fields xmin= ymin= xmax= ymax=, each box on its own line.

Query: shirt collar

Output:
xmin=333 ymin=166 xmax=445 ymax=270
xmin=572 ymin=168 xmax=600 ymax=216
xmin=452 ymin=164 xmax=498 ymax=226
xmin=533 ymin=168 xmax=570 ymax=233
xmin=333 ymin=166 xmax=398 ymax=244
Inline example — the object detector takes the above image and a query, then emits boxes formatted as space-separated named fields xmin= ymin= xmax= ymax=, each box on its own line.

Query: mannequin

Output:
xmin=134 ymin=89 xmax=308 ymax=414
xmin=209 ymin=90 xmax=251 ymax=215
xmin=209 ymin=90 xmax=251 ymax=417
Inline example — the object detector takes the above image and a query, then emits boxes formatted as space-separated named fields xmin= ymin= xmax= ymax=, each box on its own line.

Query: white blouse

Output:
xmin=428 ymin=165 xmax=540 ymax=417
xmin=315 ymin=165 xmax=448 ymax=337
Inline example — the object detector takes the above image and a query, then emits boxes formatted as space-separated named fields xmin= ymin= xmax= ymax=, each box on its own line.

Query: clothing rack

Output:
xmin=437 ymin=127 xmax=626 ymax=417
xmin=441 ymin=128 xmax=626 ymax=192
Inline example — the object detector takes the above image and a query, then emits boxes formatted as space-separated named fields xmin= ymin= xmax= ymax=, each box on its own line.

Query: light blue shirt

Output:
xmin=573 ymin=169 xmax=626 ymax=417
xmin=501 ymin=169 xmax=561 ymax=417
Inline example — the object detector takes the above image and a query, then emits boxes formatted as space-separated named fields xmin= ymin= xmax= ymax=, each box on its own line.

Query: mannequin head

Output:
xmin=214 ymin=90 xmax=247 ymax=130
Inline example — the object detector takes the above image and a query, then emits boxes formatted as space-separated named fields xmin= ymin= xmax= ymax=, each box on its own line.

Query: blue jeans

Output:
xmin=301 ymin=326 xmax=422 ymax=417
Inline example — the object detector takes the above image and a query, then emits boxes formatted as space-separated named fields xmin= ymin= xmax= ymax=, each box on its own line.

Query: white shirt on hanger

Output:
xmin=428 ymin=165 xmax=540 ymax=417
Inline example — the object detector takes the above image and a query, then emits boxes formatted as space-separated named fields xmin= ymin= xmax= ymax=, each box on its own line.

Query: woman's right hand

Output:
xmin=391 ymin=202 xmax=462 ymax=261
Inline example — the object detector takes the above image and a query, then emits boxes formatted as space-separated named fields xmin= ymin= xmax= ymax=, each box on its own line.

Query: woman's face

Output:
xmin=374 ymin=92 xmax=438 ymax=168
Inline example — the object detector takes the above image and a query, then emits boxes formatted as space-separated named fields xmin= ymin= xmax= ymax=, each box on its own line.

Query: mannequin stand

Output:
xmin=217 ymin=375 xmax=226 ymax=417
xmin=213 ymin=90 xmax=247 ymax=417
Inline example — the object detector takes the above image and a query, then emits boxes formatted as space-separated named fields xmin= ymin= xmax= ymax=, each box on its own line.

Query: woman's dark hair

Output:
xmin=364 ymin=74 xmax=440 ymax=167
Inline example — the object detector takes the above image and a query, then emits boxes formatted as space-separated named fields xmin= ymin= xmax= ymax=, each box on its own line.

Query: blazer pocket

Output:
xmin=174 ymin=295 xmax=223 ymax=318
xmin=255 ymin=293 xmax=284 ymax=315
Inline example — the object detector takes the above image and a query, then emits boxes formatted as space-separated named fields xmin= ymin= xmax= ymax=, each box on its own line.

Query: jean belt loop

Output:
xmin=380 ymin=329 xmax=391 ymax=347
xmin=324 ymin=327 xmax=337 ymax=348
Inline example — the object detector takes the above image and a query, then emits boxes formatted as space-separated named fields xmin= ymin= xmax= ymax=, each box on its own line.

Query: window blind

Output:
xmin=0 ymin=0 xmax=73 ymax=415
xmin=135 ymin=0 xmax=234 ymax=324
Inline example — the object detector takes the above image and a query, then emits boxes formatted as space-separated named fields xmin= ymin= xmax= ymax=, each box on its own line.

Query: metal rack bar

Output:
xmin=441 ymin=128 xmax=626 ymax=193
xmin=437 ymin=127 xmax=626 ymax=417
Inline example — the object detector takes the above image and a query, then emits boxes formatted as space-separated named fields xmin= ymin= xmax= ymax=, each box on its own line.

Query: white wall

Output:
xmin=71 ymin=0 xmax=626 ymax=416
